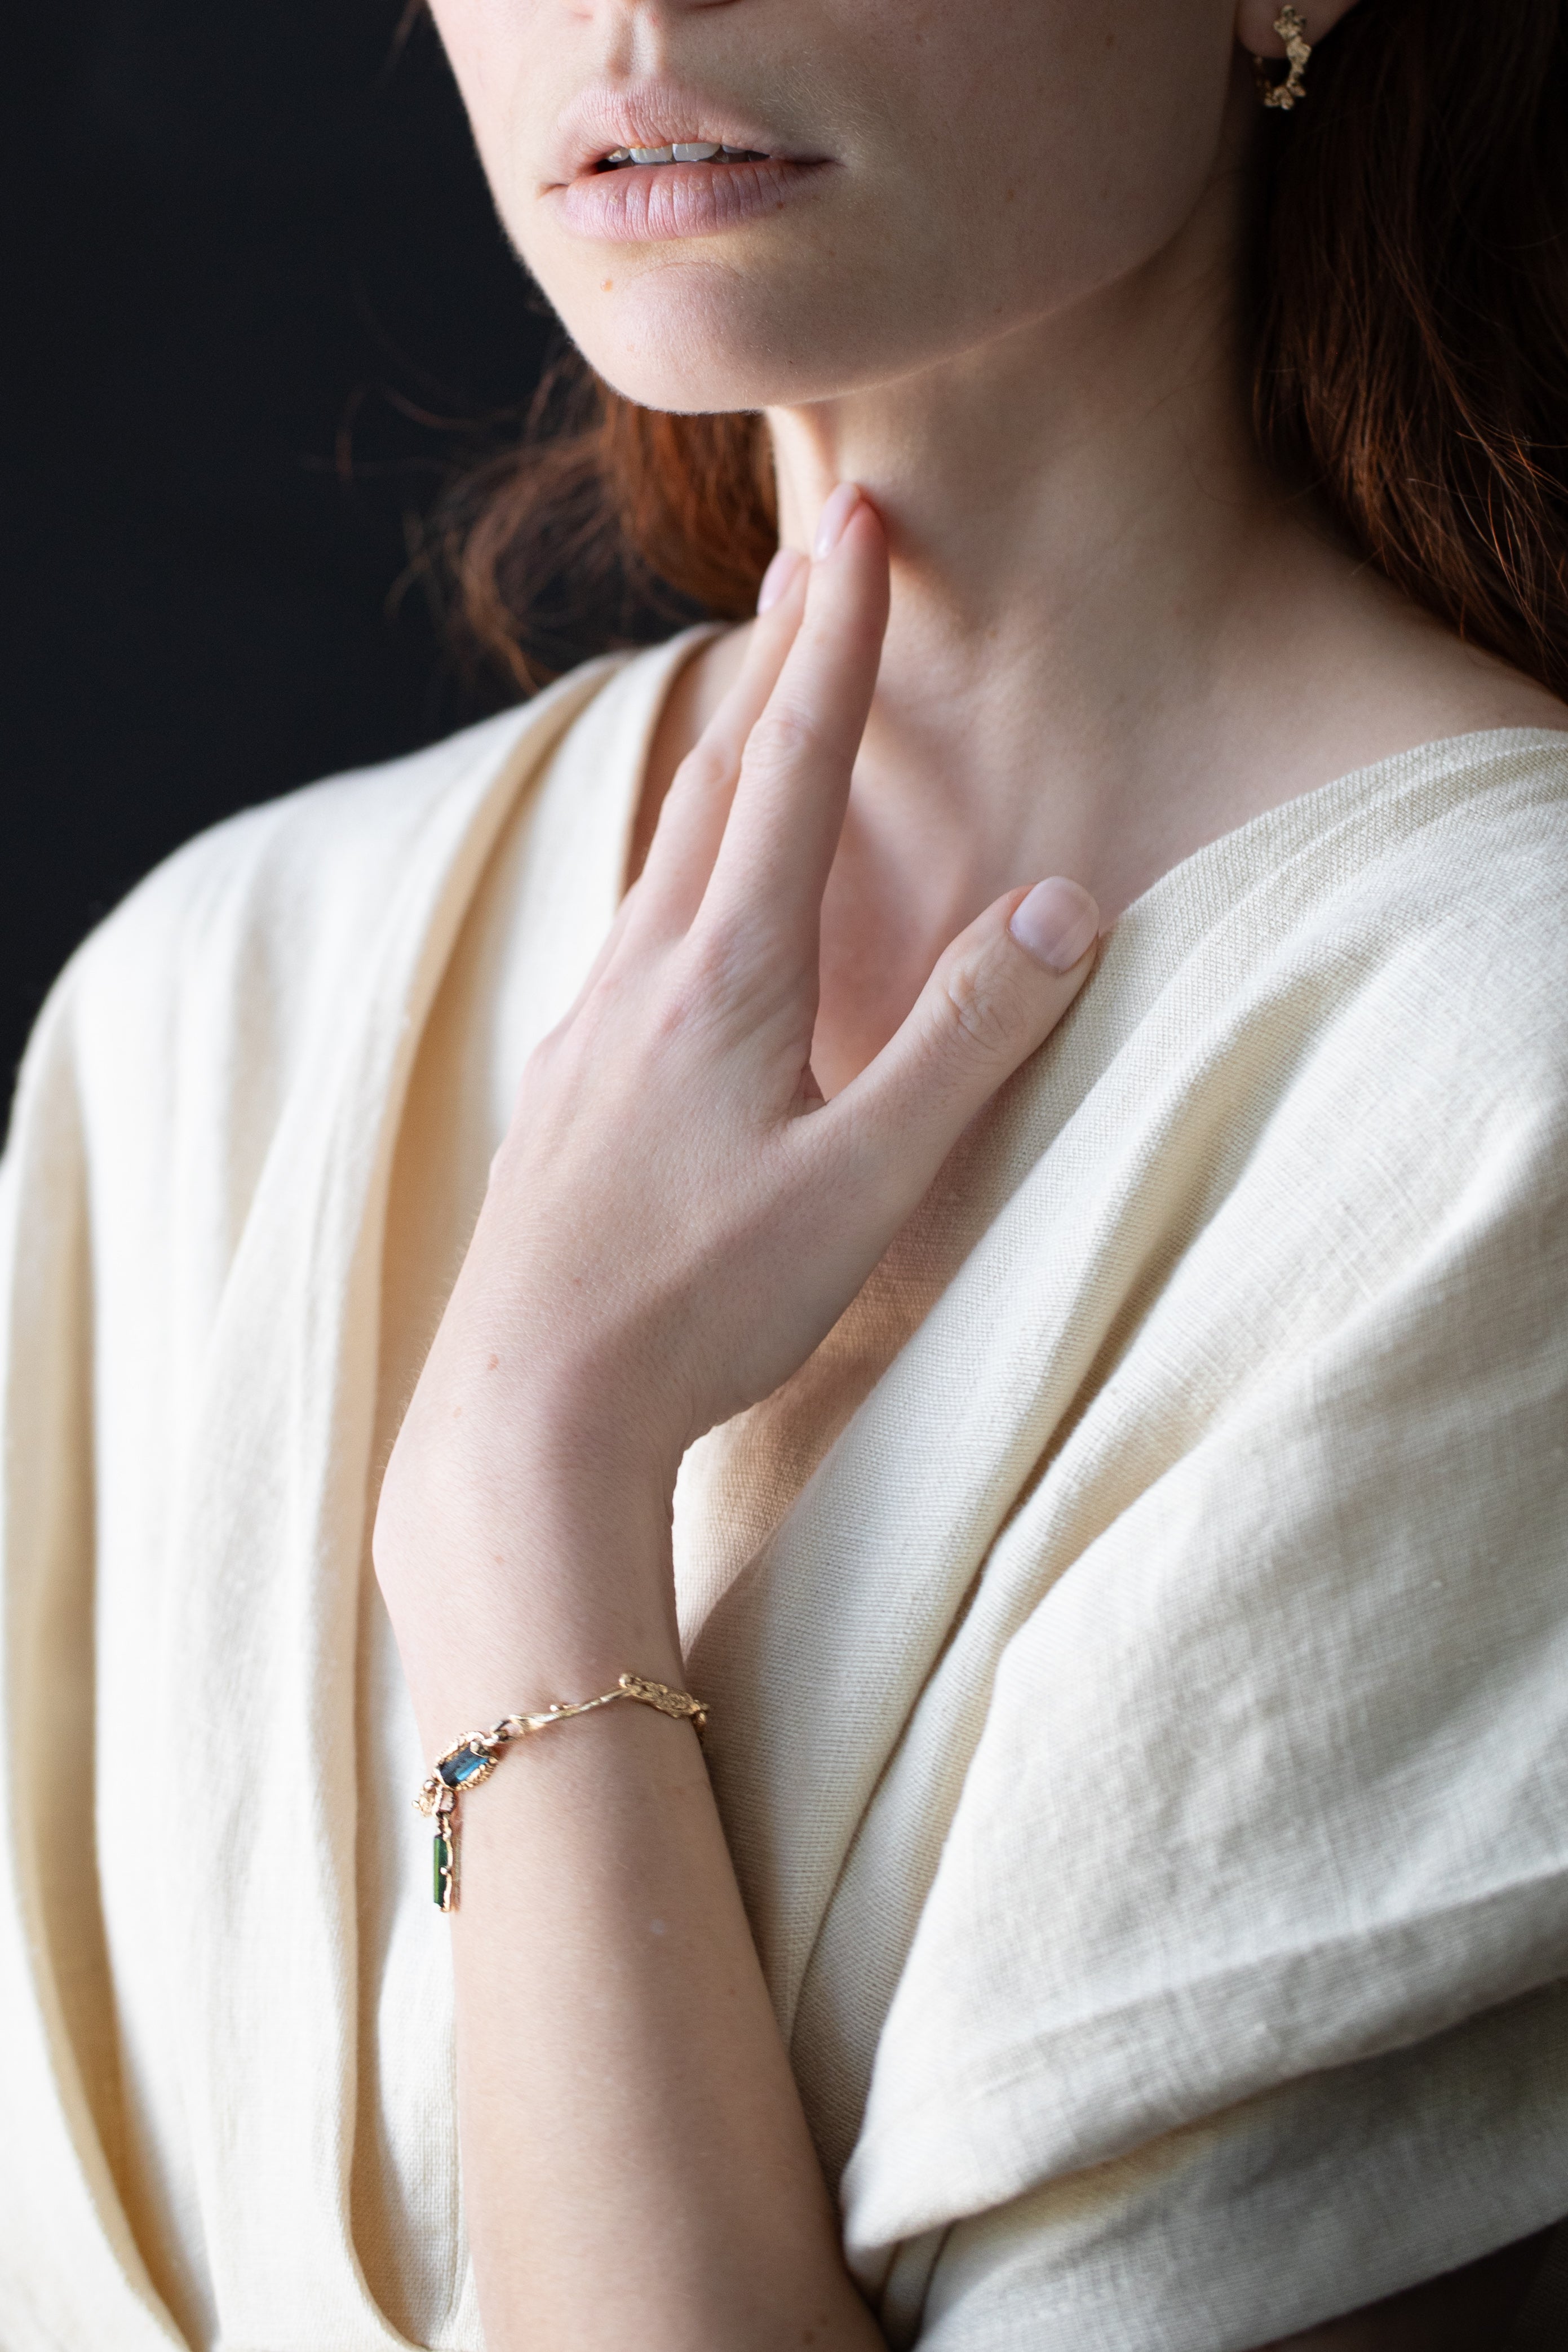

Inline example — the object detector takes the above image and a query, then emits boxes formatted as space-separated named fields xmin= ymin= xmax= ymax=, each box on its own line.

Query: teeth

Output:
xmin=602 ymin=141 xmax=765 ymax=169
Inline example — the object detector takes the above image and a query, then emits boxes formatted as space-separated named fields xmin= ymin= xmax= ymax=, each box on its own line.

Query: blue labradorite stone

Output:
xmin=438 ymin=1745 xmax=489 ymax=1788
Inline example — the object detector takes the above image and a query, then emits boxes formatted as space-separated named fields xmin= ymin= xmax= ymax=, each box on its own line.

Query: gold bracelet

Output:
xmin=414 ymin=1672 xmax=709 ymax=1913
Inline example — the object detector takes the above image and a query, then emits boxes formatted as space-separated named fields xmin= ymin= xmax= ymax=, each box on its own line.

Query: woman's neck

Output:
xmin=770 ymin=213 xmax=1287 ymax=913
xmin=648 ymin=159 xmax=1564 ymax=1094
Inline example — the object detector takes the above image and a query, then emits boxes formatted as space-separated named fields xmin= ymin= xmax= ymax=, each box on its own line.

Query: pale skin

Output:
xmin=375 ymin=0 xmax=1567 ymax=2344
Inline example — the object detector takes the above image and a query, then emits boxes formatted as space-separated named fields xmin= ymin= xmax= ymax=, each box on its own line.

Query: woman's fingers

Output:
xmin=697 ymin=489 xmax=889 ymax=965
xmin=630 ymin=552 xmax=810 ymax=939
xmin=829 ymin=878 xmax=1101 ymax=1213
xmin=555 ymin=558 xmax=811 ymax=1031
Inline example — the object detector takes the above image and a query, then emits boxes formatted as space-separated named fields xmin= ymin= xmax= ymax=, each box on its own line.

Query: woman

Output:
xmin=3 ymin=0 xmax=1567 ymax=2345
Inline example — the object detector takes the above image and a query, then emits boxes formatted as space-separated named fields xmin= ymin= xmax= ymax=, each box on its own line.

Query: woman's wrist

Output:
xmin=375 ymin=1418 xmax=686 ymax=1737
xmin=392 ymin=1587 xmax=688 ymax=1757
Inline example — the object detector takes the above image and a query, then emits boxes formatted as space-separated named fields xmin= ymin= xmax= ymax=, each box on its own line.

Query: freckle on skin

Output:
xmin=486 ymin=1354 xmax=499 ymax=1371
xmin=601 ymin=278 xmax=613 ymax=291
xmin=452 ymin=1405 xmax=462 ymax=1417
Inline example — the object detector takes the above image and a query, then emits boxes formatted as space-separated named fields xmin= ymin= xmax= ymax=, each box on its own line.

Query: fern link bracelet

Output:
xmin=414 ymin=1672 xmax=710 ymax=1912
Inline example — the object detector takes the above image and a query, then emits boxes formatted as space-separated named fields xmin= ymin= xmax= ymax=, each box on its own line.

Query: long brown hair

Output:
xmin=439 ymin=0 xmax=1568 ymax=698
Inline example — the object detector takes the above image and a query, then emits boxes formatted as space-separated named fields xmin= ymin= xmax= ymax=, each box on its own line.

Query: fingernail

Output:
xmin=812 ymin=481 xmax=862 ymax=562
xmin=1009 ymin=878 xmax=1100 ymax=973
xmin=756 ymin=546 xmax=804 ymax=614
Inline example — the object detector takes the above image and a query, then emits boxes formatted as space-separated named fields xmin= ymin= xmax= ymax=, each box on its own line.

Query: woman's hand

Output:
xmin=377 ymin=484 xmax=1099 ymax=1693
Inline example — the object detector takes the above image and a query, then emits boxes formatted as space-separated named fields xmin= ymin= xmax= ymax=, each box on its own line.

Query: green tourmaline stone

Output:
xmin=433 ymin=1833 xmax=453 ymax=1909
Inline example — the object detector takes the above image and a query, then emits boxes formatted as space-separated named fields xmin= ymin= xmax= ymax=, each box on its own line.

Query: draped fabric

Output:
xmin=2 ymin=636 xmax=1566 ymax=2349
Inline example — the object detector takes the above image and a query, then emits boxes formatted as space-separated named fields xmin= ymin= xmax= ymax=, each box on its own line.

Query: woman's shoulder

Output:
xmin=1142 ymin=724 xmax=1568 ymax=1065
xmin=64 ymin=632 xmax=717 ymax=1021
xmin=1253 ymin=722 xmax=1568 ymax=916
xmin=1101 ymin=725 xmax=1568 ymax=1097
xmin=51 ymin=654 xmax=667 ymax=1071
xmin=79 ymin=679 xmax=606 ymax=994
xmin=1309 ymin=725 xmax=1568 ymax=1046
xmin=1 ymin=653 xmax=667 ymax=1208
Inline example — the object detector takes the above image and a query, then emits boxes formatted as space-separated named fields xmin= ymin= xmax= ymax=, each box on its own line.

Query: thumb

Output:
xmin=832 ymin=878 xmax=1100 ymax=1211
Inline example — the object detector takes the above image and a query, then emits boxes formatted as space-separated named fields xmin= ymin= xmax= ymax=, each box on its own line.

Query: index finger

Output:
xmin=696 ymin=486 xmax=889 ymax=965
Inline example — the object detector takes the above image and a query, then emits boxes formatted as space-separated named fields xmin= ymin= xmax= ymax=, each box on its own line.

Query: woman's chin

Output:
xmin=556 ymin=287 xmax=915 ymax=420
xmin=561 ymin=313 xmax=824 ymax=418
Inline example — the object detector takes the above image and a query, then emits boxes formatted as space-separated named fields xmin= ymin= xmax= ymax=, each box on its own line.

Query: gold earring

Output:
xmin=1254 ymin=5 xmax=1312 ymax=110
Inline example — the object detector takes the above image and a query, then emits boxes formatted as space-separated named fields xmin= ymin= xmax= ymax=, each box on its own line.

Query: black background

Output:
xmin=1 ymin=2 xmax=559 ymax=1097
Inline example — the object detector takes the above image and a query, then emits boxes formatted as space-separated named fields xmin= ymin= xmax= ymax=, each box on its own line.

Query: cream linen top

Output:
xmin=3 ymin=635 xmax=1568 ymax=2350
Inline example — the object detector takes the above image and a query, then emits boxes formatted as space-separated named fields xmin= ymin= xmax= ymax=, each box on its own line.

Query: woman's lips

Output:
xmin=553 ymin=156 xmax=831 ymax=245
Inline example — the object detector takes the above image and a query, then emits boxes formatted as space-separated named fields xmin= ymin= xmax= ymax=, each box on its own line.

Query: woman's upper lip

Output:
xmin=549 ymin=81 xmax=814 ymax=183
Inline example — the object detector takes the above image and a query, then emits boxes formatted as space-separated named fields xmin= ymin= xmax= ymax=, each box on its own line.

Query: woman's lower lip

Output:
xmin=553 ymin=157 xmax=830 ymax=245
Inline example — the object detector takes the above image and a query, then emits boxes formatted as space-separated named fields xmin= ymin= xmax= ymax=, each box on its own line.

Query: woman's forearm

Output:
xmin=401 ymin=1472 xmax=883 ymax=2352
